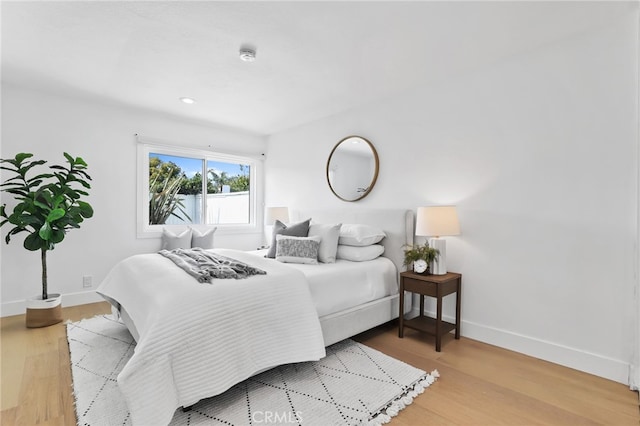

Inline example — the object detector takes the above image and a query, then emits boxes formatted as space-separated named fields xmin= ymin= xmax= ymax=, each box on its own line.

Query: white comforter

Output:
xmin=285 ymin=257 xmax=398 ymax=317
xmin=97 ymin=249 xmax=326 ymax=426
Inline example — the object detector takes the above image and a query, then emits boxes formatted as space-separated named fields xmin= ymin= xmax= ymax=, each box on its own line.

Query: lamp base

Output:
xmin=429 ymin=238 xmax=447 ymax=275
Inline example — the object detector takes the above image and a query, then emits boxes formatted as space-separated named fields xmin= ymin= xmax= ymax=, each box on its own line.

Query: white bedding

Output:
xmin=282 ymin=257 xmax=398 ymax=317
xmin=97 ymin=248 xmax=326 ymax=426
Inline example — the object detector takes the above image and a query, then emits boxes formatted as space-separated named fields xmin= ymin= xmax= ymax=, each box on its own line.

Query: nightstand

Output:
xmin=398 ymin=271 xmax=461 ymax=352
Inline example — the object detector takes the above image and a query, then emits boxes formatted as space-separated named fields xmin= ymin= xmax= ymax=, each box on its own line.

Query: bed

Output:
xmin=97 ymin=208 xmax=414 ymax=425
xmin=292 ymin=208 xmax=414 ymax=346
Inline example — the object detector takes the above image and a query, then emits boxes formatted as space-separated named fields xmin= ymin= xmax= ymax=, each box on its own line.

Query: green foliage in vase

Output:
xmin=402 ymin=241 xmax=440 ymax=269
xmin=0 ymin=153 xmax=94 ymax=299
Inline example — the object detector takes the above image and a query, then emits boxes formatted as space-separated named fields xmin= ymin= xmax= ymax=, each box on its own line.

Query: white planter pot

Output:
xmin=26 ymin=293 xmax=62 ymax=328
xmin=26 ymin=293 xmax=62 ymax=309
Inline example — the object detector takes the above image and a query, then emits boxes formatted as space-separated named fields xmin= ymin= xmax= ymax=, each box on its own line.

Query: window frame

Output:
xmin=137 ymin=143 xmax=260 ymax=238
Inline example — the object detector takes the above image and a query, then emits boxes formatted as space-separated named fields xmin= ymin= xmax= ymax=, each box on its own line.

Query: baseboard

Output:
xmin=409 ymin=307 xmax=630 ymax=385
xmin=1 ymin=291 xmax=104 ymax=317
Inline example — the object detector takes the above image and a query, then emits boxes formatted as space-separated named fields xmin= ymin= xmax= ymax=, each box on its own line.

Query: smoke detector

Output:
xmin=239 ymin=47 xmax=256 ymax=62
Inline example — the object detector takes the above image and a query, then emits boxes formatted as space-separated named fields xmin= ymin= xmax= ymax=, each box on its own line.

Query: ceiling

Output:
xmin=1 ymin=1 xmax=635 ymax=135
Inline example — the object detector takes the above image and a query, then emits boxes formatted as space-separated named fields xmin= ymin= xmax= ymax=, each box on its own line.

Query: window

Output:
xmin=138 ymin=143 xmax=259 ymax=236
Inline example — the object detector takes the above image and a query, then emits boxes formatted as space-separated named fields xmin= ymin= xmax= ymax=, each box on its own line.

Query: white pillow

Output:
xmin=308 ymin=223 xmax=341 ymax=263
xmin=336 ymin=244 xmax=385 ymax=262
xmin=275 ymin=235 xmax=321 ymax=264
xmin=338 ymin=224 xmax=386 ymax=247
xmin=161 ymin=228 xmax=192 ymax=250
xmin=190 ymin=227 xmax=216 ymax=249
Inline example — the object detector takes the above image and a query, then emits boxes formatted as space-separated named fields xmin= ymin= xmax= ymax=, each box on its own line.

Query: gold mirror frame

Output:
xmin=326 ymin=135 xmax=379 ymax=202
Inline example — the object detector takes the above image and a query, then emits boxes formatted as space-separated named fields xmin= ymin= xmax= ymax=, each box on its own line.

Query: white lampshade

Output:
xmin=265 ymin=207 xmax=289 ymax=225
xmin=415 ymin=206 xmax=460 ymax=237
xmin=415 ymin=206 xmax=460 ymax=275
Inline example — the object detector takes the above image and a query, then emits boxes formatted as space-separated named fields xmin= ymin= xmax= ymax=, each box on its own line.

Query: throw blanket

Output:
xmin=97 ymin=249 xmax=325 ymax=426
xmin=158 ymin=248 xmax=266 ymax=282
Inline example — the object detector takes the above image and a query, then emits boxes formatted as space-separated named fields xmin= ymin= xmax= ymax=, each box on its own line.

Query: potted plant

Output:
xmin=0 ymin=153 xmax=94 ymax=327
xmin=403 ymin=241 xmax=440 ymax=274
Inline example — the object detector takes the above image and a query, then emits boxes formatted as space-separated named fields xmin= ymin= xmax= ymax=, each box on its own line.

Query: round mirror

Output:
xmin=326 ymin=135 xmax=379 ymax=202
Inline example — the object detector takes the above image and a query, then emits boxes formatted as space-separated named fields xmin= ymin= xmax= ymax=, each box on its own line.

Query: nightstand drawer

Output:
xmin=402 ymin=277 xmax=437 ymax=295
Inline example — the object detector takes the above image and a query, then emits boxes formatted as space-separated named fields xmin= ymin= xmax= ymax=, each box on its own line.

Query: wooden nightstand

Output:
xmin=398 ymin=271 xmax=461 ymax=352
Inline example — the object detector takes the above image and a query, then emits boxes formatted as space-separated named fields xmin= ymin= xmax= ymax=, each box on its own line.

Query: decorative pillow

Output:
xmin=338 ymin=224 xmax=386 ymax=247
xmin=308 ymin=223 xmax=341 ymax=263
xmin=266 ymin=218 xmax=311 ymax=258
xmin=275 ymin=235 xmax=321 ymax=264
xmin=190 ymin=227 xmax=216 ymax=249
xmin=161 ymin=228 xmax=192 ymax=250
xmin=336 ymin=244 xmax=385 ymax=262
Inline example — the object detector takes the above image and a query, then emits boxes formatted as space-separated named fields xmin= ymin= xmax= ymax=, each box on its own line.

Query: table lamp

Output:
xmin=265 ymin=206 xmax=289 ymax=225
xmin=264 ymin=207 xmax=290 ymax=249
xmin=415 ymin=206 xmax=460 ymax=275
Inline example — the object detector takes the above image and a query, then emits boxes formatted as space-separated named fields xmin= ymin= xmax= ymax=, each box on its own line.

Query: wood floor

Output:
xmin=1 ymin=302 xmax=638 ymax=425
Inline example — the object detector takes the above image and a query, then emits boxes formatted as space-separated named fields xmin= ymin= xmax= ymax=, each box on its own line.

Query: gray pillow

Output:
xmin=266 ymin=218 xmax=311 ymax=258
xmin=191 ymin=227 xmax=216 ymax=249
xmin=161 ymin=228 xmax=192 ymax=250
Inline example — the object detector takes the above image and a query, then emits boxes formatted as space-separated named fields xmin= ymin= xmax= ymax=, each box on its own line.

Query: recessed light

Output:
xmin=180 ymin=97 xmax=195 ymax=104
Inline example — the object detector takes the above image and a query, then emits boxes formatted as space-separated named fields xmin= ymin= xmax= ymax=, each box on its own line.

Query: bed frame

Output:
xmin=291 ymin=208 xmax=414 ymax=345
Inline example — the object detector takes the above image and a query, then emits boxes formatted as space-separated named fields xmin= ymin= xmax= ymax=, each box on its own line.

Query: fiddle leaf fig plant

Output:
xmin=0 ymin=152 xmax=94 ymax=300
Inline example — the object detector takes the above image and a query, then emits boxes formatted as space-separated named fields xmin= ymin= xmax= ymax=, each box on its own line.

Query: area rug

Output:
xmin=67 ymin=315 xmax=439 ymax=426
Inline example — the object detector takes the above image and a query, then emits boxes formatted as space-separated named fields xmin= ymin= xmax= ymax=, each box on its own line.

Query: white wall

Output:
xmin=0 ymin=84 xmax=266 ymax=314
xmin=265 ymin=14 xmax=639 ymax=384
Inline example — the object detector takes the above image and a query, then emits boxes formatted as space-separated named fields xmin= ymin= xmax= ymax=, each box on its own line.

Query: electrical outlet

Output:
xmin=82 ymin=275 xmax=92 ymax=288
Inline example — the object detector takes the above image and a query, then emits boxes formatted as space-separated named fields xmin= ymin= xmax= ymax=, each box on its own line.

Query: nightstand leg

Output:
xmin=455 ymin=277 xmax=461 ymax=339
xmin=419 ymin=295 xmax=424 ymax=317
xmin=399 ymin=290 xmax=404 ymax=338
xmin=436 ymin=293 xmax=442 ymax=352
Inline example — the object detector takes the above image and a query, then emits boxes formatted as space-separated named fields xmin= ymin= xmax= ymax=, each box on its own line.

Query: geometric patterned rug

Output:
xmin=67 ymin=315 xmax=439 ymax=426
